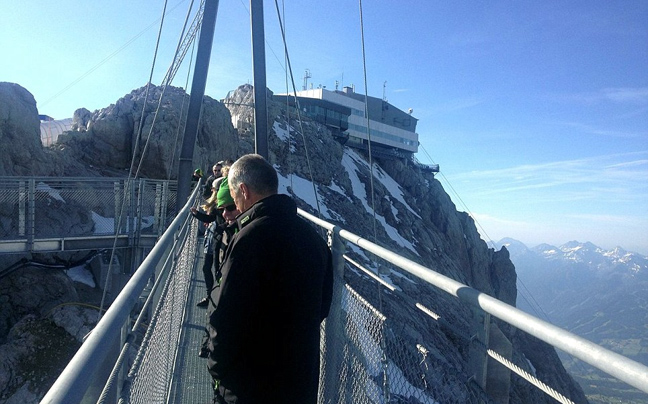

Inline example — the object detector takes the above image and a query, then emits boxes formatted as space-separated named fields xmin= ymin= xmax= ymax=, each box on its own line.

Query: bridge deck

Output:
xmin=168 ymin=248 xmax=213 ymax=403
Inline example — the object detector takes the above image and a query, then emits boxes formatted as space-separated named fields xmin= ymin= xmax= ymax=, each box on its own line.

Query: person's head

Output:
xmin=216 ymin=177 xmax=240 ymax=223
xmin=228 ymin=154 xmax=278 ymax=212
xmin=194 ymin=168 xmax=203 ymax=178
xmin=211 ymin=165 xmax=230 ymax=193
xmin=213 ymin=162 xmax=223 ymax=176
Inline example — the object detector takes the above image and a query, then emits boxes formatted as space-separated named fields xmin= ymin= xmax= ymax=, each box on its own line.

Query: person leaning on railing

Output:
xmin=196 ymin=174 xmax=241 ymax=359
xmin=190 ymin=184 xmax=225 ymax=308
xmin=203 ymin=161 xmax=223 ymax=200
xmin=206 ymin=154 xmax=334 ymax=404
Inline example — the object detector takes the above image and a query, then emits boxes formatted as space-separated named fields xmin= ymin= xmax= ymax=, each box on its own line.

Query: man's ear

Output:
xmin=239 ymin=183 xmax=249 ymax=199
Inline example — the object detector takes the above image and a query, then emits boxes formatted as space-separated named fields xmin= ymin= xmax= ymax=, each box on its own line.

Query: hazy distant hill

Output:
xmin=493 ymin=238 xmax=648 ymax=403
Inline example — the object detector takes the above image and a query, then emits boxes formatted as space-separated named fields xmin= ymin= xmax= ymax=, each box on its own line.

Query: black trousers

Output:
xmin=202 ymin=252 xmax=214 ymax=295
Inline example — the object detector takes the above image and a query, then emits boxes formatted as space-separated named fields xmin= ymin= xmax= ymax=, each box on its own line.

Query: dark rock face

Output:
xmin=0 ymin=269 xmax=83 ymax=402
xmin=0 ymin=83 xmax=49 ymax=176
xmin=56 ymin=85 xmax=240 ymax=179
xmin=0 ymin=268 xmax=78 ymax=342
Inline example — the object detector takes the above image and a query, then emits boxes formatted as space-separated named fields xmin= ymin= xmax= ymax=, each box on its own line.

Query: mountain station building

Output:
xmin=275 ymin=86 xmax=419 ymax=160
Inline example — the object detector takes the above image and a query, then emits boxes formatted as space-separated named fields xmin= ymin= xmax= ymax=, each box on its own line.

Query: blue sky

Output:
xmin=1 ymin=1 xmax=647 ymax=254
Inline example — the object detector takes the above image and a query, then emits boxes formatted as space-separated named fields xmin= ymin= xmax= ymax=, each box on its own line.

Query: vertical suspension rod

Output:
xmin=177 ymin=0 xmax=220 ymax=208
xmin=250 ymin=0 xmax=269 ymax=159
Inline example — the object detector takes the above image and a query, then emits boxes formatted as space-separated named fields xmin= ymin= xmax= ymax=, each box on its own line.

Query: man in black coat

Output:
xmin=207 ymin=154 xmax=333 ymax=404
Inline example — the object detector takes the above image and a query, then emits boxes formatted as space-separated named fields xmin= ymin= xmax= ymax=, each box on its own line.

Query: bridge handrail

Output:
xmin=40 ymin=185 xmax=199 ymax=404
xmin=297 ymin=208 xmax=648 ymax=394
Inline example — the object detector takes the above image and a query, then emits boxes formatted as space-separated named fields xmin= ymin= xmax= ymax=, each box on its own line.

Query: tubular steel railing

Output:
xmin=296 ymin=208 xmax=648 ymax=399
xmin=40 ymin=184 xmax=199 ymax=404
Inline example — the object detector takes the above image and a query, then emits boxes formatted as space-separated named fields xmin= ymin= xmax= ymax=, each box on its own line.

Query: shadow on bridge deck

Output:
xmin=168 ymin=249 xmax=214 ymax=403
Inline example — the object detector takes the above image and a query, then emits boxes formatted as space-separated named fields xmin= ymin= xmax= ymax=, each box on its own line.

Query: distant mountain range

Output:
xmin=490 ymin=238 xmax=648 ymax=403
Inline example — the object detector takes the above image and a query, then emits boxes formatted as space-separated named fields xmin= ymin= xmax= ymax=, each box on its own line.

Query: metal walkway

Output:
xmin=168 ymin=248 xmax=213 ymax=403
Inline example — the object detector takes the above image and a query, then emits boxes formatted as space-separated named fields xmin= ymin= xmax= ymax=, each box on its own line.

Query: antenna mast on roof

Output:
xmin=302 ymin=69 xmax=311 ymax=90
xmin=382 ymin=81 xmax=388 ymax=121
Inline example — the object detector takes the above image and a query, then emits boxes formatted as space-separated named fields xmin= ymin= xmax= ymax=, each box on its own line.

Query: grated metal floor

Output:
xmin=168 ymin=250 xmax=214 ymax=404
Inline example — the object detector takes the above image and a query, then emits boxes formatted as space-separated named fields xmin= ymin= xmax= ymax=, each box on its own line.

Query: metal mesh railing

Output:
xmin=40 ymin=181 xmax=197 ymax=404
xmin=299 ymin=209 xmax=648 ymax=403
xmin=0 ymin=177 xmax=177 ymax=251
xmin=121 ymin=217 xmax=198 ymax=403
xmin=318 ymin=277 xmax=492 ymax=404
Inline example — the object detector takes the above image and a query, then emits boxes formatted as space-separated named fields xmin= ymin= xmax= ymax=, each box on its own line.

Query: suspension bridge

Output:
xmin=1 ymin=0 xmax=646 ymax=402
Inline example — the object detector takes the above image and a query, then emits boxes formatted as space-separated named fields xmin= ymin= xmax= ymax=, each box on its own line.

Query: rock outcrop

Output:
xmin=0 ymin=82 xmax=239 ymax=178
xmin=0 ymin=269 xmax=86 ymax=402
xmin=56 ymin=84 xmax=240 ymax=179
xmin=0 ymin=83 xmax=50 ymax=176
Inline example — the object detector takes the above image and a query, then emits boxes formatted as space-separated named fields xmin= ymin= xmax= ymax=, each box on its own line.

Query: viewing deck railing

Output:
xmin=0 ymin=177 xmax=177 ymax=254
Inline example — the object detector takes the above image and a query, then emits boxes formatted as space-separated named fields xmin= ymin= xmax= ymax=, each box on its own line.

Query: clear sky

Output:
xmin=2 ymin=1 xmax=647 ymax=254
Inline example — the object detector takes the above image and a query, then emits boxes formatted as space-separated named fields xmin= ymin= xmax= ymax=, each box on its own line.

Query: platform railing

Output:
xmin=36 ymin=190 xmax=648 ymax=403
xmin=39 ymin=184 xmax=198 ymax=404
xmin=296 ymin=208 xmax=648 ymax=401
xmin=0 ymin=177 xmax=177 ymax=254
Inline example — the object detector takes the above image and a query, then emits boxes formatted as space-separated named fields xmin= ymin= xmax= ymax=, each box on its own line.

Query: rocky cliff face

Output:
xmin=0 ymin=82 xmax=239 ymax=178
xmin=59 ymin=84 xmax=240 ymax=179
xmin=0 ymin=82 xmax=587 ymax=403
xmin=0 ymin=83 xmax=50 ymax=176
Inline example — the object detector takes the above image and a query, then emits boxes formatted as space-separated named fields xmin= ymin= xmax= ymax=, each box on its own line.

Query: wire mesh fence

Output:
xmin=0 ymin=177 xmax=177 ymax=245
xmin=318 ymin=280 xmax=494 ymax=404
xmin=121 ymin=218 xmax=198 ymax=404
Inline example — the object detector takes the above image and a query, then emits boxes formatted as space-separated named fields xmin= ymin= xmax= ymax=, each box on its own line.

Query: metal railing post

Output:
xmin=135 ymin=180 xmax=144 ymax=243
xmin=486 ymin=322 xmax=512 ymax=404
xmin=321 ymin=226 xmax=346 ymax=403
xmin=128 ymin=179 xmax=136 ymax=240
xmin=27 ymin=179 xmax=35 ymax=250
xmin=154 ymin=182 xmax=163 ymax=235
xmin=114 ymin=181 xmax=121 ymax=235
xmin=468 ymin=309 xmax=490 ymax=389
xmin=161 ymin=181 xmax=170 ymax=234
xmin=18 ymin=180 xmax=26 ymax=237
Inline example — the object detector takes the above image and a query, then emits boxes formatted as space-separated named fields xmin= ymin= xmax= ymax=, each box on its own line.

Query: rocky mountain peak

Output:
xmin=505 ymin=237 xmax=647 ymax=402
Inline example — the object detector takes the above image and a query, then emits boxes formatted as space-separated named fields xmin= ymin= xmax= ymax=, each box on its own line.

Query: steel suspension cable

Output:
xmin=272 ymin=0 xmax=323 ymax=218
xmin=167 ymin=37 xmax=197 ymax=181
xmin=38 ymin=3 xmax=185 ymax=111
xmin=358 ymin=0 xmax=390 ymax=401
xmin=99 ymin=0 xmax=201 ymax=322
xmin=357 ymin=1 xmax=378 ymax=245
xmin=132 ymin=0 xmax=200 ymax=180
xmin=97 ymin=0 xmax=173 ymax=322
xmin=416 ymin=142 xmax=554 ymax=322
xmin=280 ymin=0 xmax=294 ymax=193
